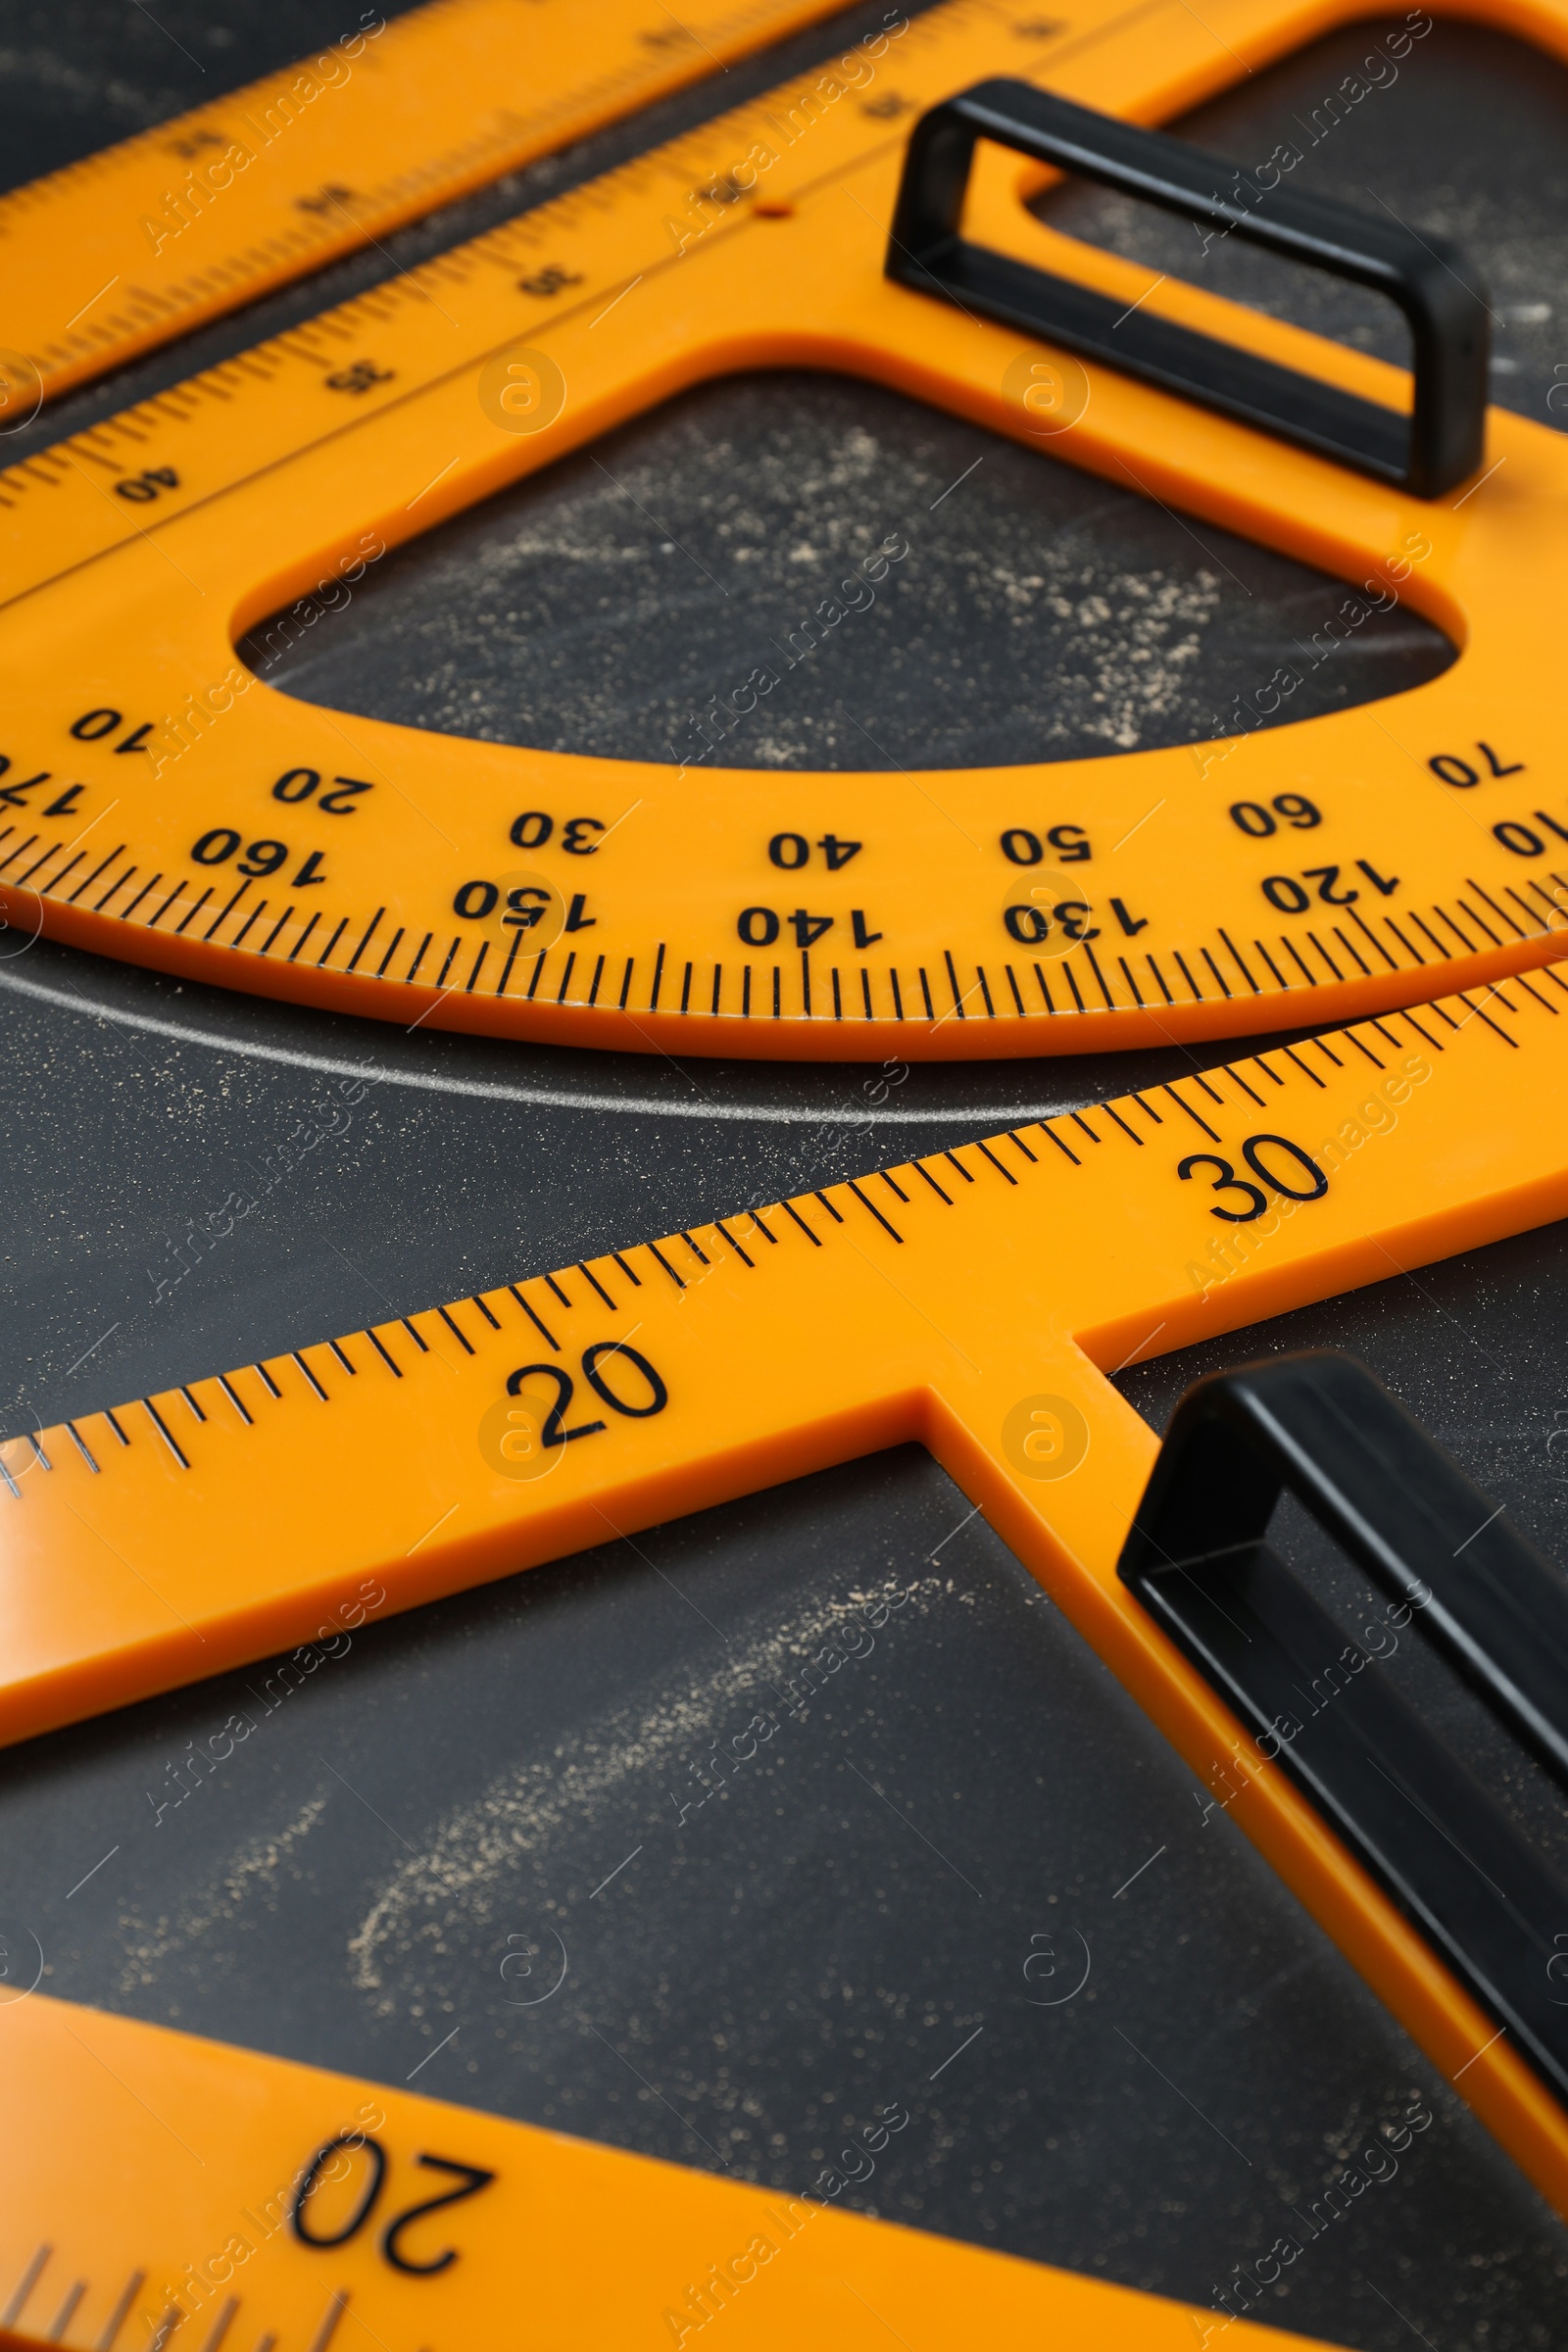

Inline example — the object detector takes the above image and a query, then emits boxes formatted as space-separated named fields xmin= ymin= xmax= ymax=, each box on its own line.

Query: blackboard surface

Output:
xmin=4 ymin=9 xmax=1568 ymax=2341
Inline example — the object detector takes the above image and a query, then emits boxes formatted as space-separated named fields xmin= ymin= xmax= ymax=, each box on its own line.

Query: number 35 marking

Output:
xmin=1178 ymin=1133 xmax=1329 ymax=1222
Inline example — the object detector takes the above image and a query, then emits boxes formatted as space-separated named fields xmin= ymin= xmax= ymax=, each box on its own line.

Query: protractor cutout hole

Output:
xmin=238 ymin=369 xmax=1453 ymax=770
xmin=1029 ymin=11 xmax=1568 ymax=427
xmin=11 ymin=1444 xmax=1566 ymax=2341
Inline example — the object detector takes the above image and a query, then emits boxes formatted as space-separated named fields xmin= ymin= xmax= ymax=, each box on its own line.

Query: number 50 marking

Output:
xmin=1178 ymin=1133 xmax=1329 ymax=1223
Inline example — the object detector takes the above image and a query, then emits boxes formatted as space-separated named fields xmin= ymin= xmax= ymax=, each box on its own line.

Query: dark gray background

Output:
xmin=3 ymin=9 xmax=1568 ymax=2345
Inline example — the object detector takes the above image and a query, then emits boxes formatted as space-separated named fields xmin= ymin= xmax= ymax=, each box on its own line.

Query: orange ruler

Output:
xmin=0 ymin=0 xmax=862 ymax=413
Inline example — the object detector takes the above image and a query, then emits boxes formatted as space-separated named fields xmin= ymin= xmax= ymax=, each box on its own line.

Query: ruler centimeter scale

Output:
xmin=0 ymin=0 xmax=863 ymax=412
xmin=7 ymin=962 xmax=1568 ymax=2277
xmin=8 ymin=11 xmax=1568 ymax=2349
xmin=0 ymin=1999 xmax=1332 ymax=2352
xmin=2 ymin=0 xmax=1567 ymax=1059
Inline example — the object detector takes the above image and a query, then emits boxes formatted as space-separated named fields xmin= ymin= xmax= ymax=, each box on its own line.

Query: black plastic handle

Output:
xmin=1119 ymin=1352 xmax=1568 ymax=2104
xmin=886 ymin=79 xmax=1490 ymax=497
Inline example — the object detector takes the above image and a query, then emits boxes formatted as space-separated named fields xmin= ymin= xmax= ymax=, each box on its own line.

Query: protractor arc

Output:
xmin=8 ymin=705 xmax=1568 ymax=1062
xmin=3 ymin=0 xmax=1567 ymax=1057
xmin=12 ymin=3 xmax=1568 ymax=2344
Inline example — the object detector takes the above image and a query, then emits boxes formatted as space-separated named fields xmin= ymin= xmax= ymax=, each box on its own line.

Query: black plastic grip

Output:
xmin=886 ymin=79 xmax=1490 ymax=497
xmin=1118 ymin=1353 xmax=1568 ymax=2104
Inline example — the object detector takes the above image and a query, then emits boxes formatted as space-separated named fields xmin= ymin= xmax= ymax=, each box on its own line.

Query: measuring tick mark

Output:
xmin=197 ymin=2296 xmax=240 ymax=2351
xmin=589 ymin=1845 xmax=644 ymax=1899
xmin=406 ymin=2026 xmax=460 ymax=2081
xmin=0 ymin=2246 xmax=50 ymax=2329
xmin=302 ymin=2288 xmax=354 ymax=2352
xmin=65 ymin=1844 xmax=120 ymax=1899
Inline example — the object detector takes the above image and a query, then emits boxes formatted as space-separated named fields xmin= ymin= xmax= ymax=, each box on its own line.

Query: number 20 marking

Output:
xmin=1178 ymin=1133 xmax=1329 ymax=1222
xmin=290 ymin=2134 xmax=495 ymax=2276
xmin=507 ymin=1342 xmax=669 ymax=1445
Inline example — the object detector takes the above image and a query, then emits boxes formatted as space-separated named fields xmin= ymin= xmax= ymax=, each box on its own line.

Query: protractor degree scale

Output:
xmin=4 ymin=0 xmax=1567 ymax=1060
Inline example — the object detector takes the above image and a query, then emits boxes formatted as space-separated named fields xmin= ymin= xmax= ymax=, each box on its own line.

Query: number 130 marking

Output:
xmin=1178 ymin=1132 xmax=1329 ymax=1222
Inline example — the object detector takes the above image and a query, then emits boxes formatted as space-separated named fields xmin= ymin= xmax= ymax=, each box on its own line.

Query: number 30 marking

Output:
xmin=1178 ymin=1133 xmax=1328 ymax=1222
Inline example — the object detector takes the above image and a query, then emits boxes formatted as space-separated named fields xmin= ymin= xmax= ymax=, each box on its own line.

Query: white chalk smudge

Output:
xmin=117 ymin=1793 xmax=327 ymax=1994
xmin=348 ymin=1574 xmax=938 ymax=1995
